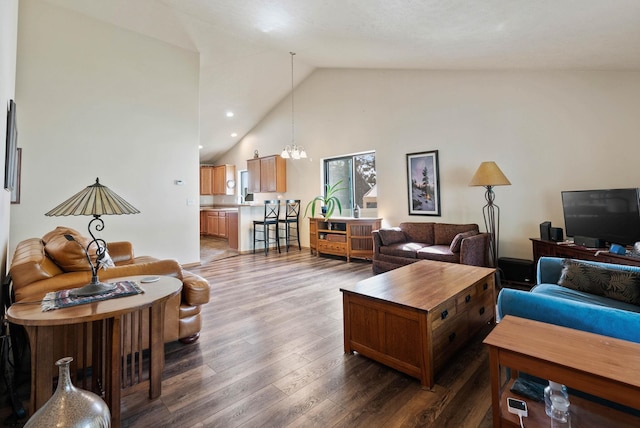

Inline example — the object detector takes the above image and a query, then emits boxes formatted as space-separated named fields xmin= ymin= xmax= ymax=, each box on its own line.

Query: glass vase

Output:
xmin=24 ymin=357 xmax=111 ymax=427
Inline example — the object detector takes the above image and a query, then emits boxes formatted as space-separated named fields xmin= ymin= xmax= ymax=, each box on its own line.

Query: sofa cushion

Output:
xmin=449 ymin=230 xmax=478 ymax=253
xmin=379 ymin=242 xmax=429 ymax=259
xmin=42 ymin=226 xmax=83 ymax=245
xmin=44 ymin=234 xmax=98 ymax=272
xmin=399 ymin=222 xmax=435 ymax=244
xmin=417 ymin=245 xmax=460 ymax=263
xmin=377 ymin=227 xmax=407 ymax=246
xmin=434 ymin=223 xmax=479 ymax=245
xmin=558 ymin=259 xmax=640 ymax=306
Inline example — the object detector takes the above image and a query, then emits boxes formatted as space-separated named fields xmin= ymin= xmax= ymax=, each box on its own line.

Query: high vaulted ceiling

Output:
xmin=42 ymin=0 xmax=640 ymax=161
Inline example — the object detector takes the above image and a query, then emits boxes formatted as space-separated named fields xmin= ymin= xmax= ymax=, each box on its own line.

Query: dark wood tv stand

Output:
xmin=531 ymin=238 xmax=640 ymax=268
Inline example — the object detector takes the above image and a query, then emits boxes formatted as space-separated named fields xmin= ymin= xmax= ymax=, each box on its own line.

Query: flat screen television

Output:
xmin=561 ymin=188 xmax=640 ymax=246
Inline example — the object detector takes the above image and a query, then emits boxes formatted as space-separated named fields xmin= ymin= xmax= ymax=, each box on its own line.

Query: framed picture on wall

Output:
xmin=406 ymin=150 xmax=441 ymax=216
xmin=11 ymin=148 xmax=21 ymax=204
xmin=4 ymin=99 xmax=18 ymax=191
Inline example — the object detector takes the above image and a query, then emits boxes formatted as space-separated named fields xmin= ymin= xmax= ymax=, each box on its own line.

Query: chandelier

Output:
xmin=281 ymin=52 xmax=307 ymax=160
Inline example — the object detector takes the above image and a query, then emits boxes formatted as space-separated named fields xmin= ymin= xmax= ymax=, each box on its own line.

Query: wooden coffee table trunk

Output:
xmin=341 ymin=260 xmax=496 ymax=388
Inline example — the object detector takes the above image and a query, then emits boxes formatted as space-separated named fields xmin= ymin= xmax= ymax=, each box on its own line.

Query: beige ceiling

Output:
xmin=42 ymin=0 xmax=640 ymax=161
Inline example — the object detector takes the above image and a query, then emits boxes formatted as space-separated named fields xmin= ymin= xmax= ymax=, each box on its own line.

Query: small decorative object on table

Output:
xmin=24 ymin=357 xmax=110 ymax=428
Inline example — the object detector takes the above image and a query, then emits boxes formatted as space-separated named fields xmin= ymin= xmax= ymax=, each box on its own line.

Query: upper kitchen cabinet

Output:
xmin=200 ymin=166 xmax=214 ymax=195
xmin=246 ymin=155 xmax=286 ymax=193
xmin=200 ymin=164 xmax=236 ymax=195
xmin=214 ymin=164 xmax=236 ymax=195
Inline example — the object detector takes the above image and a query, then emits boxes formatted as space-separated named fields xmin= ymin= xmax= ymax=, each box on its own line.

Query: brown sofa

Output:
xmin=9 ymin=226 xmax=210 ymax=344
xmin=372 ymin=222 xmax=490 ymax=274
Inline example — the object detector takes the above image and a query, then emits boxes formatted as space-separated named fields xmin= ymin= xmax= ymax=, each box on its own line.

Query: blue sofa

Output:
xmin=497 ymin=256 xmax=640 ymax=344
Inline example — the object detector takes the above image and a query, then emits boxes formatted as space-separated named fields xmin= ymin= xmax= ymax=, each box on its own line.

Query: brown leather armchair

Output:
xmin=9 ymin=227 xmax=210 ymax=344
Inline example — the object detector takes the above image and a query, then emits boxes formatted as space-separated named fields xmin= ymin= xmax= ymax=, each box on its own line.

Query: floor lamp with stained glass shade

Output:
xmin=45 ymin=177 xmax=140 ymax=297
xmin=469 ymin=162 xmax=511 ymax=268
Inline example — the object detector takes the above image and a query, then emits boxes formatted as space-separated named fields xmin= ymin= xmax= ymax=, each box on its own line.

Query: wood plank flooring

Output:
xmin=1 ymin=246 xmax=495 ymax=427
xmin=123 ymin=249 xmax=495 ymax=427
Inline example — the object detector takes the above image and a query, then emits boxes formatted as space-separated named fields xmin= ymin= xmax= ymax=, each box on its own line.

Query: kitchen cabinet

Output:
xmin=199 ymin=166 xmax=214 ymax=195
xmin=206 ymin=211 xmax=219 ymax=236
xmin=213 ymin=165 xmax=236 ymax=195
xmin=200 ymin=211 xmax=207 ymax=235
xmin=200 ymin=164 xmax=236 ymax=195
xmin=200 ymin=209 xmax=231 ymax=238
xmin=246 ymin=158 xmax=261 ymax=193
xmin=246 ymin=155 xmax=286 ymax=193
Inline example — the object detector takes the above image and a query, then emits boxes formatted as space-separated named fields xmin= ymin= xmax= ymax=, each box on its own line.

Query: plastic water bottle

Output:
xmin=550 ymin=395 xmax=571 ymax=427
xmin=544 ymin=381 xmax=569 ymax=417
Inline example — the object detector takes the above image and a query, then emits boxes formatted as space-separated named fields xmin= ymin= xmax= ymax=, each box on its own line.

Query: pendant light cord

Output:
xmin=290 ymin=51 xmax=295 ymax=145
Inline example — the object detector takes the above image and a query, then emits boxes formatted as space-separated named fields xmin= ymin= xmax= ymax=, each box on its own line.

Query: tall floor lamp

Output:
xmin=45 ymin=177 xmax=140 ymax=297
xmin=469 ymin=162 xmax=511 ymax=267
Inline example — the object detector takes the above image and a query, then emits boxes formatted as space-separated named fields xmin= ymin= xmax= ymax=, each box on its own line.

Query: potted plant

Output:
xmin=304 ymin=180 xmax=347 ymax=219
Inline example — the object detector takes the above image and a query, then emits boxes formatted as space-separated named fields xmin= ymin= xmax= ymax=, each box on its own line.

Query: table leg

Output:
xmin=25 ymin=325 xmax=54 ymax=415
xmin=419 ymin=314 xmax=433 ymax=389
xmin=91 ymin=320 xmax=103 ymax=395
xmin=106 ymin=317 xmax=121 ymax=428
xmin=342 ymin=293 xmax=353 ymax=354
xmin=488 ymin=346 xmax=501 ymax=428
xmin=149 ymin=301 xmax=165 ymax=399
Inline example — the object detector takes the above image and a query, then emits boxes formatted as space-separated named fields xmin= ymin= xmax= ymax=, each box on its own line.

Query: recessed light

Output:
xmin=226 ymin=111 xmax=234 ymax=118
xmin=198 ymin=145 xmax=203 ymax=149
xmin=231 ymin=133 xmax=238 ymax=137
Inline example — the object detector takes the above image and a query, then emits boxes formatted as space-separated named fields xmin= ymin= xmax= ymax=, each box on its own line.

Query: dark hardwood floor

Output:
xmin=2 ymin=245 xmax=495 ymax=427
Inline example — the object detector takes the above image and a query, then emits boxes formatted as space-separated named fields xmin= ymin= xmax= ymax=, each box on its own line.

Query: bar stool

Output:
xmin=253 ymin=200 xmax=281 ymax=255
xmin=279 ymin=199 xmax=301 ymax=251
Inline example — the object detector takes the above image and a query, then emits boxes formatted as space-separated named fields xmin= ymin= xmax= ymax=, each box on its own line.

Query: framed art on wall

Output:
xmin=406 ymin=150 xmax=441 ymax=216
xmin=4 ymin=99 xmax=18 ymax=191
xmin=11 ymin=148 xmax=21 ymax=204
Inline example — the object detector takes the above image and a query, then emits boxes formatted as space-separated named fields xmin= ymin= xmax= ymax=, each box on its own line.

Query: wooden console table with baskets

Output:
xmin=309 ymin=217 xmax=381 ymax=261
xmin=7 ymin=275 xmax=182 ymax=428
xmin=484 ymin=315 xmax=640 ymax=427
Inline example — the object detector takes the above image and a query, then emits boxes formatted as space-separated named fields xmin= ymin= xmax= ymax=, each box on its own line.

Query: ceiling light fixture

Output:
xmin=281 ymin=52 xmax=307 ymax=160
xmin=231 ymin=133 xmax=238 ymax=137
xmin=226 ymin=111 xmax=234 ymax=118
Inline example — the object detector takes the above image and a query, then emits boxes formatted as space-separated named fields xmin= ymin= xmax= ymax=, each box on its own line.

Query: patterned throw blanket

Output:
xmin=41 ymin=280 xmax=144 ymax=311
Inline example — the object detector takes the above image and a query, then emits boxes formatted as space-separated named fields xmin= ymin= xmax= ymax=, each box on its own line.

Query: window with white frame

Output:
xmin=323 ymin=152 xmax=377 ymax=215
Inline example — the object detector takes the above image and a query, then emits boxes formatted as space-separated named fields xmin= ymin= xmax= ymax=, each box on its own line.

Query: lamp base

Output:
xmin=69 ymin=281 xmax=117 ymax=298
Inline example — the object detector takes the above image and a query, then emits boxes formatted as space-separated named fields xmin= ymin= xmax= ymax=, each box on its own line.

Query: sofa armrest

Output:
xmin=180 ymin=270 xmax=210 ymax=306
xmin=107 ymin=241 xmax=135 ymax=265
xmin=14 ymin=259 xmax=184 ymax=303
xmin=537 ymin=257 xmax=565 ymax=284
xmin=371 ymin=230 xmax=383 ymax=255
xmin=459 ymin=233 xmax=489 ymax=267
xmin=497 ymin=288 xmax=640 ymax=344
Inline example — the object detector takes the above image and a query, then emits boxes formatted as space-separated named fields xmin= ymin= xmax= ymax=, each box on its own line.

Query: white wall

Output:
xmin=10 ymin=0 xmax=201 ymax=264
xmin=216 ymin=69 xmax=640 ymax=260
xmin=0 ymin=0 xmax=19 ymax=280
